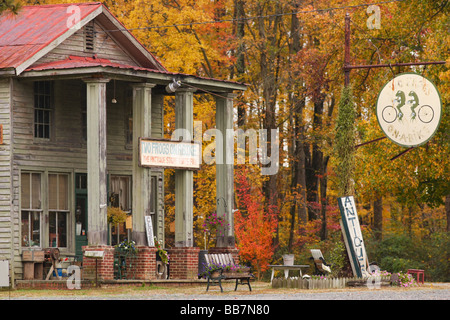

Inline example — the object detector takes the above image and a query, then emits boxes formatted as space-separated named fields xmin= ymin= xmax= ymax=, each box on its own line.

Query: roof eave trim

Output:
xmin=19 ymin=67 xmax=247 ymax=92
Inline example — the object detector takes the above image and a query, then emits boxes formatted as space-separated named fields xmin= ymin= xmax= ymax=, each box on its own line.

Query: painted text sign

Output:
xmin=376 ymin=73 xmax=442 ymax=147
xmin=145 ymin=216 xmax=155 ymax=247
xmin=338 ymin=196 xmax=369 ymax=278
xmin=139 ymin=138 xmax=201 ymax=170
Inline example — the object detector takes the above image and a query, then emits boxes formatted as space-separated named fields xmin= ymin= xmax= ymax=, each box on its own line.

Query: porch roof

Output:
xmin=21 ymin=55 xmax=247 ymax=93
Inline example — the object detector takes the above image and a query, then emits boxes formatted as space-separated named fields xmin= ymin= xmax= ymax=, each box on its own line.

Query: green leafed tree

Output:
xmin=334 ymin=85 xmax=356 ymax=197
xmin=0 ymin=0 xmax=21 ymax=14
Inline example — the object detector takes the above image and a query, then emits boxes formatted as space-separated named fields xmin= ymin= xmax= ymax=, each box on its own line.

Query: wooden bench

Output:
xmin=204 ymin=253 xmax=253 ymax=292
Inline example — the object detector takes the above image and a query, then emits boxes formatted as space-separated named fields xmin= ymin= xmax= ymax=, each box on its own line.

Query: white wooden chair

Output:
xmin=310 ymin=249 xmax=331 ymax=275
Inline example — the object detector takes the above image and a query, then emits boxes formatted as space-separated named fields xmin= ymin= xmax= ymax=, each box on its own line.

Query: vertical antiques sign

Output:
xmin=338 ymin=196 xmax=369 ymax=278
xmin=376 ymin=73 xmax=442 ymax=147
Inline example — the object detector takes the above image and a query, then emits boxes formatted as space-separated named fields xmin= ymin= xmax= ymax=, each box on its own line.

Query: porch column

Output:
xmin=84 ymin=78 xmax=110 ymax=245
xmin=131 ymin=83 xmax=156 ymax=245
xmin=215 ymin=93 xmax=236 ymax=247
xmin=174 ymin=88 xmax=195 ymax=247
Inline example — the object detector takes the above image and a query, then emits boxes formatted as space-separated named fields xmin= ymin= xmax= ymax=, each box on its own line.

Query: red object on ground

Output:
xmin=407 ymin=269 xmax=425 ymax=284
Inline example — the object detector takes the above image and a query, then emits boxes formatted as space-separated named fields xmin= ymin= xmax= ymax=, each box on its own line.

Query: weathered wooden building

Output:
xmin=0 ymin=2 xmax=245 ymax=283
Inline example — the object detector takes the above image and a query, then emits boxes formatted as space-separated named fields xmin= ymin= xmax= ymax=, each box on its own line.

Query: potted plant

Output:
xmin=154 ymin=237 xmax=170 ymax=265
xmin=115 ymin=239 xmax=137 ymax=255
xmin=199 ymin=261 xmax=225 ymax=279
xmin=202 ymin=213 xmax=229 ymax=248
xmin=107 ymin=206 xmax=128 ymax=225
xmin=107 ymin=207 xmax=128 ymax=245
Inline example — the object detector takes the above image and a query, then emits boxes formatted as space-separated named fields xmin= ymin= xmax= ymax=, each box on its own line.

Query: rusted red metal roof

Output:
xmin=1 ymin=3 xmax=247 ymax=90
xmin=26 ymin=55 xmax=151 ymax=72
xmin=0 ymin=2 xmax=102 ymax=70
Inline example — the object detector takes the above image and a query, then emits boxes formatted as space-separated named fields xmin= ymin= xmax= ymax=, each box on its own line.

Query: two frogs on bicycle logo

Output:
xmin=376 ymin=73 xmax=442 ymax=147
xmin=381 ymin=90 xmax=434 ymax=124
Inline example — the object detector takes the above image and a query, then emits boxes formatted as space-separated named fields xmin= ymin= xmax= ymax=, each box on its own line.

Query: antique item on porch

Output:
xmin=44 ymin=248 xmax=61 ymax=280
xmin=22 ymin=250 xmax=45 ymax=280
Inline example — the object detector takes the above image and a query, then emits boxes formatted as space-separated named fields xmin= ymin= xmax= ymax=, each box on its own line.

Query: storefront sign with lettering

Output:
xmin=139 ymin=138 xmax=201 ymax=170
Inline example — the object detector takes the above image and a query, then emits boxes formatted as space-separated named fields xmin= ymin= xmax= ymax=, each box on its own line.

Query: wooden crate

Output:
xmin=22 ymin=250 xmax=45 ymax=262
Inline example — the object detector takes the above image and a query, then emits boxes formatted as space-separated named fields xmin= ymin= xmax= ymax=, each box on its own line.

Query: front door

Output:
xmin=75 ymin=173 xmax=88 ymax=261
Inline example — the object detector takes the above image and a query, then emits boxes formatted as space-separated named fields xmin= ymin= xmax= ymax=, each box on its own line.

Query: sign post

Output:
xmin=338 ymin=196 xmax=370 ymax=278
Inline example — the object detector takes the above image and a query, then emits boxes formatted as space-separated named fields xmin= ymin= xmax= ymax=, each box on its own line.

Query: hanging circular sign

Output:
xmin=376 ymin=73 xmax=442 ymax=147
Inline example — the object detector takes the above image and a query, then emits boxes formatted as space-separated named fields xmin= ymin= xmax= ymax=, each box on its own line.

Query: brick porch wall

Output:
xmin=82 ymin=245 xmax=158 ymax=281
xmin=134 ymin=246 xmax=157 ymax=280
xmin=82 ymin=245 xmax=115 ymax=281
xmin=167 ymin=247 xmax=200 ymax=279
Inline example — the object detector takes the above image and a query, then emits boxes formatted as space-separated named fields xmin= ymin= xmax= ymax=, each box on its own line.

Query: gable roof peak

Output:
xmin=0 ymin=2 xmax=166 ymax=75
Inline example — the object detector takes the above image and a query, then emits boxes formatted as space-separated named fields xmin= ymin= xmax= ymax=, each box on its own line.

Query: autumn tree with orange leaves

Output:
xmin=234 ymin=169 xmax=278 ymax=280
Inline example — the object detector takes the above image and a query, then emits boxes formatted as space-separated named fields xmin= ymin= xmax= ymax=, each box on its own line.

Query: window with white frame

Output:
xmin=48 ymin=173 xmax=69 ymax=247
xmin=21 ymin=172 xmax=42 ymax=247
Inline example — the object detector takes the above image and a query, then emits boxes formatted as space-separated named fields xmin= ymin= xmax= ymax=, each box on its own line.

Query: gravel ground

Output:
xmin=1 ymin=283 xmax=447 ymax=318
xmin=1 ymin=282 xmax=448 ymax=300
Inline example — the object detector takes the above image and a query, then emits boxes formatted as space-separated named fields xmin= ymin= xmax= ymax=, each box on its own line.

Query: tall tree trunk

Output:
xmin=232 ymin=0 xmax=246 ymax=127
xmin=373 ymin=196 xmax=383 ymax=241
xmin=306 ymin=97 xmax=325 ymax=220
xmin=257 ymin=2 xmax=281 ymax=244
xmin=287 ymin=2 xmax=308 ymax=251
xmin=446 ymin=194 xmax=450 ymax=232
xmin=319 ymin=156 xmax=329 ymax=240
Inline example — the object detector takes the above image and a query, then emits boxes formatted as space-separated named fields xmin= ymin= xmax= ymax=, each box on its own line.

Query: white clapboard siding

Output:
xmin=29 ymin=20 xmax=140 ymax=68
xmin=0 ymin=78 xmax=15 ymax=278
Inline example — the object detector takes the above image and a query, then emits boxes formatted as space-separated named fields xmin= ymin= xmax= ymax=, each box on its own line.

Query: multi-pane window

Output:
xmin=21 ymin=172 xmax=70 ymax=248
xmin=110 ymin=176 xmax=131 ymax=212
xmin=110 ymin=176 xmax=131 ymax=245
xmin=21 ymin=173 xmax=42 ymax=247
xmin=48 ymin=174 xmax=69 ymax=247
xmin=149 ymin=176 xmax=157 ymax=215
xmin=34 ymin=81 xmax=52 ymax=139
